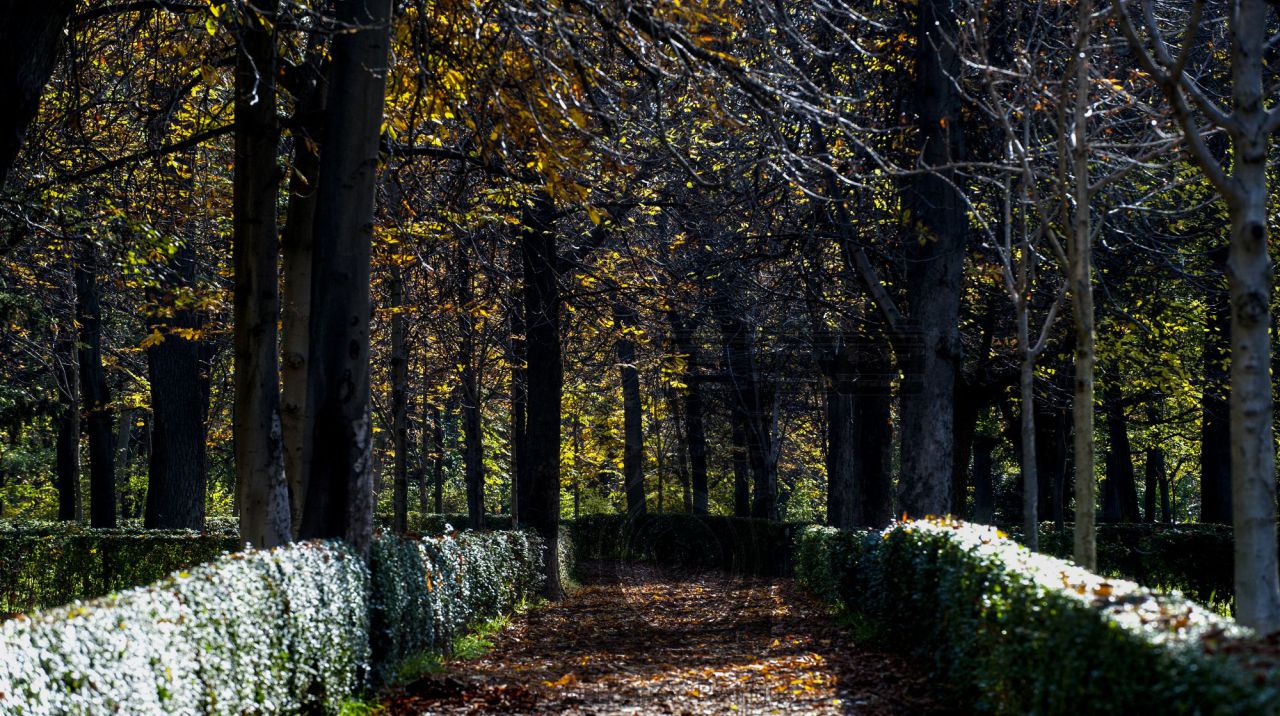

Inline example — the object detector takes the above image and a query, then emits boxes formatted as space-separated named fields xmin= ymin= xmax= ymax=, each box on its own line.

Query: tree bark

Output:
xmin=280 ymin=56 xmax=326 ymax=535
xmin=76 ymin=245 xmax=116 ymax=528
xmin=615 ymin=299 xmax=647 ymax=519
xmin=390 ymin=263 xmax=410 ymax=534
xmin=145 ymin=242 xmax=208 ymax=530
xmin=1226 ymin=0 xmax=1280 ymax=632
xmin=0 ymin=0 xmax=76 ymax=187
xmin=1101 ymin=386 xmax=1140 ymax=523
xmin=899 ymin=0 xmax=966 ymax=519
xmin=822 ymin=337 xmax=857 ymax=529
xmin=1069 ymin=0 xmax=1096 ymax=568
xmin=54 ymin=305 xmax=81 ymax=522
xmin=853 ymin=337 xmax=895 ymax=528
xmin=669 ymin=313 xmax=708 ymax=514
xmin=299 ymin=0 xmax=393 ymax=557
xmin=233 ymin=0 xmax=290 ymax=548
xmin=518 ymin=192 xmax=563 ymax=598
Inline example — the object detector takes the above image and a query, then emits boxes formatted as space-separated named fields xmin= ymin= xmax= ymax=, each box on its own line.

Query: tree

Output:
xmin=299 ymin=0 xmax=395 ymax=557
xmin=1115 ymin=0 xmax=1280 ymax=634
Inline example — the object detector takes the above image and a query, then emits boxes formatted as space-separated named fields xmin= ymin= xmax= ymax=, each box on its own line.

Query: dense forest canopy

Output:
xmin=2 ymin=0 xmax=1280 ymax=630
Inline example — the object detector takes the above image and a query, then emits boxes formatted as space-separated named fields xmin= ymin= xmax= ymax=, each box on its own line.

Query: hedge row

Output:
xmin=567 ymin=513 xmax=797 ymax=576
xmin=0 ymin=522 xmax=241 ymax=617
xmin=1036 ymin=523 xmax=1234 ymax=607
xmin=794 ymin=519 xmax=1280 ymax=714
xmin=0 ymin=529 xmax=552 ymax=715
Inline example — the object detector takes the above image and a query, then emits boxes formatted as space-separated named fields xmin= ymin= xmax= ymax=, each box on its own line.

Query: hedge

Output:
xmin=1036 ymin=523 xmax=1234 ymax=607
xmin=567 ymin=513 xmax=796 ymax=576
xmin=0 ymin=529 xmax=555 ymax=715
xmin=0 ymin=521 xmax=241 ymax=617
xmin=794 ymin=518 xmax=1280 ymax=714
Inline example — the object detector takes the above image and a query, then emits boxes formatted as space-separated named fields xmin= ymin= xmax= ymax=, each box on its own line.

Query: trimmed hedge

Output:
xmin=0 ymin=541 xmax=368 ymax=715
xmin=567 ymin=514 xmax=796 ymax=576
xmin=0 ymin=521 xmax=241 ymax=617
xmin=794 ymin=519 xmax=1280 ymax=714
xmin=1037 ymin=523 xmax=1234 ymax=607
xmin=369 ymin=529 xmax=543 ymax=682
xmin=0 ymin=529 xmax=555 ymax=715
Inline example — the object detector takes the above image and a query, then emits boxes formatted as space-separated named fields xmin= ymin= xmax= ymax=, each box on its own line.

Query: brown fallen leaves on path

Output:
xmin=382 ymin=561 xmax=954 ymax=715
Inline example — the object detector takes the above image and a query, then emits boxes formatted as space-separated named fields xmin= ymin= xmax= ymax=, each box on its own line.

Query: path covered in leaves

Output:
xmin=382 ymin=562 xmax=952 ymax=715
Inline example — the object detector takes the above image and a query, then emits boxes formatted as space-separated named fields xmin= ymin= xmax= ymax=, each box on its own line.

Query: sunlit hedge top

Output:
xmin=794 ymin=518 xmax=1280 ymax=714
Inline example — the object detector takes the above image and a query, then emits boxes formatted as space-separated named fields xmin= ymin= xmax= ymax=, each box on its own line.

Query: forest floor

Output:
xmin=379 ymin=561 xmax=953 ymax=715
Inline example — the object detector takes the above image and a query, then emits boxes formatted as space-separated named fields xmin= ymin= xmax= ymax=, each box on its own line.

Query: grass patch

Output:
xmin=336 ymin=697 xmax=383 ymax=716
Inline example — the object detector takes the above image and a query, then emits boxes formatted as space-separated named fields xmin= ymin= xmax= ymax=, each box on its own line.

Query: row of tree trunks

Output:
xmin=614 ymin=298 xmax=647 ymax=519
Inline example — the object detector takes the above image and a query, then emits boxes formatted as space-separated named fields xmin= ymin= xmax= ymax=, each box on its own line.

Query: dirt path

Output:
xmin=382 ymin=561 xmax=952 ymax=715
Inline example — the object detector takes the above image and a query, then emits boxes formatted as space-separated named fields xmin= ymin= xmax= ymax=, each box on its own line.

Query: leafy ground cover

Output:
xmin=380 ymin=561 xmax=950 ymax=715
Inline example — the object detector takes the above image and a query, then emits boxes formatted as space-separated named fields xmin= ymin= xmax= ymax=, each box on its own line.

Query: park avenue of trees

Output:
xmin=3 ymin=0 xmax=1280 ymax=634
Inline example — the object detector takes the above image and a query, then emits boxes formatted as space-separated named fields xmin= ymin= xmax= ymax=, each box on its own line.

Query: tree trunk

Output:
xmin=1101 ymin=386 xmax=1139 ymax=523
xmin=390 ymin=263 xmax=410 ymax=535
xmin=1019 ymin=340 xmax=1040 ymax=549
xmin=298 ymin=0 xmax=392 ymax=557
xmin=853 ymin=339 xmax=895 ymax=528
xmin=899 ymin=0 xmax=966 ymax=519
xmin=1069 ymin=0 xmax=1096 ymax=568
xmin=1144 ymin=446 xmax=1164 ymax=523
xmin=233 ymin=0 xmax=290 ymax=548
xmin=1200 ymin=253 xmax=1232 ymax=524
xmin=823 ymin=338 xmax=857 ymax=529
xmin=279 ymin=57 xmax=325 ymax=535
xmin=145 ymin=243 xmax=208 ymax=530
xmin=669 ymin=313 xmax=708 ymax=514
xmin=0 ymin=0 xmax=76 ymax=187
xmin=1226 ymin=1 xmax=1280 ymax=631
xmin=510 ymin=283 xmax=527 ymax=521
xmin=76 ymin=245 xmax=116 ymax=528
xmin=54 ymin=311 xmax=81 ymax=522
xmin=518 ymin=192 xmax=563 ymax=598
xmin=615 ymin=300 xmax=647 ymax=519
xmin=716 ymin=299 xmax=777 ymax=519
xmin=972 ymin=434 xmax=996 ymax=524
xmin=431 ymin=401 xmax=445 ymax=514
xmin=730 ymin=411 xmax=751 ymax=517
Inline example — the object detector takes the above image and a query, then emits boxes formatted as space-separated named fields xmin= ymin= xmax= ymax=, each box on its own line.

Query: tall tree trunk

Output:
xmin=390 ymin=263 xmax=410 ymax=534
xmin=280 ymin=57 xmax=326 ymax=535
xmin=145 ymin=243 xmax=208 ymax=530
xmin=518 ymin=193 xmax=563 ymax=598
xmin=972 ymin=433 xmax=996 ymax=524
xmin=669 ymin=313 xmax=708 ymax=514
xmin=509 ymin=244 xmax=528 ymax=521
xmin=76 ymin=245 xmax=115 ymax=528
xmin=299 ymin=0 xmax=392 ymax=557
xmin=615 ymin=299 xmax=646 ymax=519
xmin=730 ymin=411 xmax=751 ymax=517
xmin=233 ymin=0 xmax=290 ymax=548
xmin=899 ymin=0 xmax=966 ymax=519
xmin=0 ymin=0 xmax=76 ymax=187
xmin=716 ymin=299 xmax=777 ymax=519
xmin=823 ymin=337 xmax=857 ymax=529
xmin=1225 ymin=0 xmax=1280 ymax=632
xmin=853 ymin=338 xmax=895 ymax=528
xmin=1101 ymin=386 xmax=1139 ymax=523
xmin=1069 ymin=0 xmax=1096 ymax=568
xmin=1019 ymin=340 xmax=1040 ymax=549
xmin=54 ymin=309 xmax=81 ymax=522
xmin=455 ymin=249 xmax=485 ymax=530
xmin=431 ymin=401 xmax=445 ymax=514
xmin=1144 ymin=446 xmax=1164 ymax=523
xmin=1200 ymin=254 xmax=1232 ymax=524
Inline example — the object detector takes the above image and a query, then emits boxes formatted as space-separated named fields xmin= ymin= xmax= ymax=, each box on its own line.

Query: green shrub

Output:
xmin=369 ymin=530 xmax=544 ymax=683
xmin=1036 ymin=523 xmax=1234 ymax=608
xmin=567 ymin=513 xmax=796 ymax=576
xmin=0 ymin=541 xmax=370 ymax=715
xmin=0 ymin=521 xmax=241 ymax=616
xmin=0 ymin=528 xmax=562 ymax=714
xmin=794 ymin=519 xmax=1280 ymax=714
